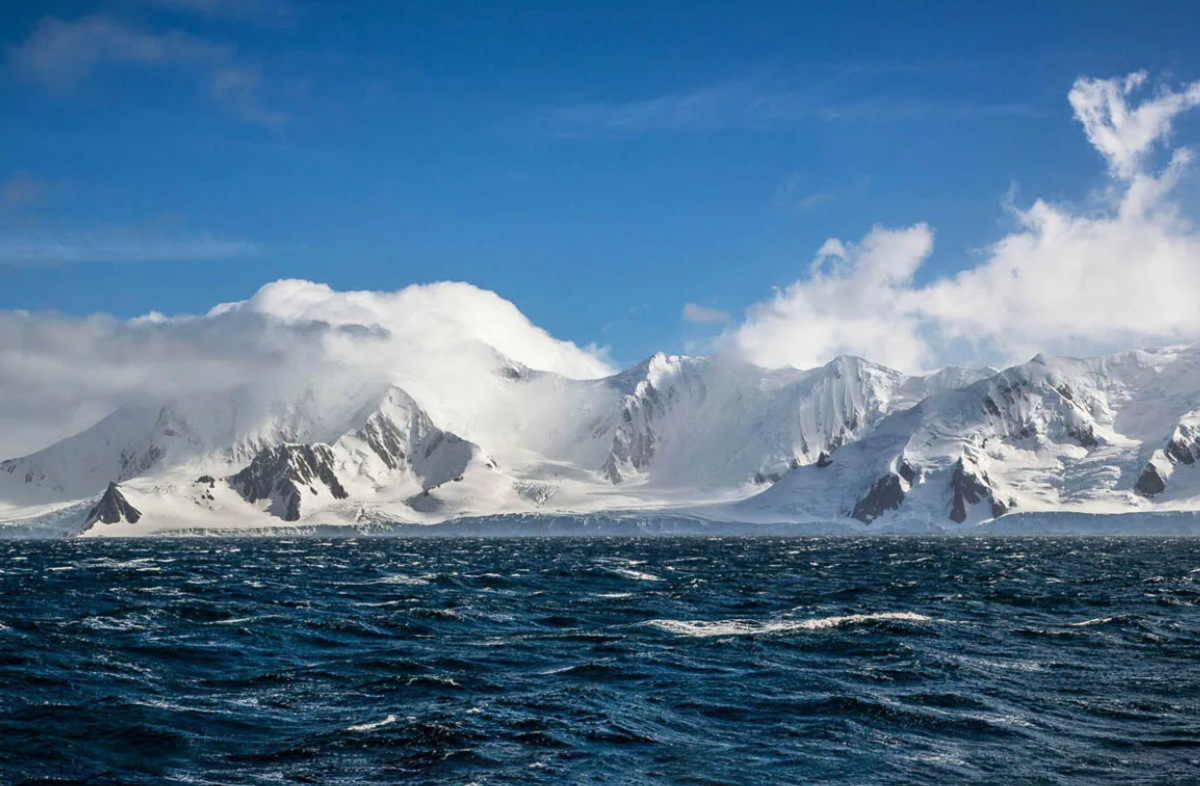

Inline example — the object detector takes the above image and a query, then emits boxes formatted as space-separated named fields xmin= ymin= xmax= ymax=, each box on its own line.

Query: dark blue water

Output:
xmin=1 ymin=537 xmax=1198 ymax=785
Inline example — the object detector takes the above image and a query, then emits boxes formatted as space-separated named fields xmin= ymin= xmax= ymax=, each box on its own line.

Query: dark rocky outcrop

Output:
xmin=1165 ymin=437 xmax=1196 ymax=466
xmin=949 ymin=459 xmax=993 ymax=523
xmin=230 ymin=444 xmax=348 ymax=522
xmin=982 ymin=395 xmax=1002 ymax=418
xmin=816 ymin=452 xmax=833 ymax=468
xmin=1135 ymin=464 xmax=1166 ymax=497
xmin=898 ymin=459 xmax=917 ymax=485
xmin=851 ymin=474 xmax=905 ymax=523
xmin=1067 ymin=424 xmax=1099 ymax=449
xmin=85 ymin=482 xmax=141 ymax=526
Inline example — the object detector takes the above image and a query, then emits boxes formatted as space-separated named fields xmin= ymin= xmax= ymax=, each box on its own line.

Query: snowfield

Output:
xmin=3 ymin=343 xmax=1200 ymax=537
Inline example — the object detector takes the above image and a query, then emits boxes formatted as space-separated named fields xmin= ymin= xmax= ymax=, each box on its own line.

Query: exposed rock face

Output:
xmin=350 ymin=387 xmax=476 ymax=490
xmin=1165 ymin=438 xmax=1196 ymax=466
xmin=949 ymin=459 xmax=994 ymax=523
xmin=1135 ymin=418 xmax=1200 ymax=498
xmin=229 ymin=444 xmax=348 ymax=522
xmin=599 ymin=354 xmax=707 ymax=484
xmin=1135 ymin=464 xmax=1167 ymax=497
xmin=816 ymin=452 xmax=834 ymax=468
xmin=86 ymin=482 xmax=142 ymax=527
xmin=851 ymin=474 xmax=905 ymax=523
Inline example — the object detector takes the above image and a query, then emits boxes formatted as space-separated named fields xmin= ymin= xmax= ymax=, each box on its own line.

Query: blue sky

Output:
xmin=3 ymin=0 xmax=1200 ymax=366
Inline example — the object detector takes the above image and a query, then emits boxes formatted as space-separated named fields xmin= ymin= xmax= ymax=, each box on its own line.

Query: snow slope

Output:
xmin=728 ymin=346 xmax=1200 ymax=528
xmin=5 ymin=343 xmax=1200 ymax=536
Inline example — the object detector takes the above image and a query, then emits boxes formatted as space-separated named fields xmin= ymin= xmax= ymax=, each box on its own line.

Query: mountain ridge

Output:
xmin=4 ymin=344 xmax=1200 ymax=536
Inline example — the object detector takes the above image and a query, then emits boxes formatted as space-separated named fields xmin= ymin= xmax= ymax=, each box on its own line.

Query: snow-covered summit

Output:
xmin=3 ymin=343 xmax=1200 ymax=536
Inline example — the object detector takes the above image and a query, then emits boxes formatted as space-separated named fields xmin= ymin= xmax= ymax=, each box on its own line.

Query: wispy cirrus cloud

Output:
xmin=681 ymin=303 xmax=731 ymax=324
xmin=7 ymin=14 xmax=286 ymax=126
xmin=129 ymin=0 xmax=295 ymax=24
xmin=540 ymin=74 xmax=1042 ymax=139
xmin=0 ymin=226 xmax=262 ymax=267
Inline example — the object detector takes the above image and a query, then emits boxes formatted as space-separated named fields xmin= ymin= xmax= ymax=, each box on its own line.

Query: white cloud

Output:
xmin=1069 ymin=71 xmax=1200 ymax=179
xmin=730 ymin=71 xmax=1200 ymax=373
xmin=682 ymin=303 xmax=731 ymax=324
xmin=731 ymin=225 xmax=934 ymax=371
xmin=7 ymin=14 xmax=284 ymax=125
xmin=0 ymin=280 xmax=614 ymax=458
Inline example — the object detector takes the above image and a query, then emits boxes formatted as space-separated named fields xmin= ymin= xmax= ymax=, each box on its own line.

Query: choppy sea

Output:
xmin=1 ymin=535 xmax=1198 ymax=784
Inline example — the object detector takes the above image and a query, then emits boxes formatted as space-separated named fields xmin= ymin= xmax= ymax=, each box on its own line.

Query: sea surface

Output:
xmin=1 ymin=536 xmax=1198 ymax=785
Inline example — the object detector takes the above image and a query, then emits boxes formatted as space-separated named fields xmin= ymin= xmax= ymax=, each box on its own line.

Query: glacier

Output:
xmin=4 ymin=341 xmax=1200 ymax=537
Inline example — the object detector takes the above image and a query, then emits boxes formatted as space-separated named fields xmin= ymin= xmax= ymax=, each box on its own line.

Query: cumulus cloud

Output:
xmin=682 ymin=303 xmax=731 ymax=324
xmin=0 ymin=280 xmax=613 ymax=458
xmin=1069 ymin=70 xmax=1200 ymax=179
xmin=732 ymin=226 xmax=934 ymax=371
xmin=7 ymin=14 xmax=284 ymax=125
xmin=731 ymin=71 xmax=1200 ymax=372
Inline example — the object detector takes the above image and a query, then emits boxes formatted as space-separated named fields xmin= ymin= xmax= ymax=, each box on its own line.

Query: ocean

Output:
xmin=1 ymin=535 xmax=1197 ymax=784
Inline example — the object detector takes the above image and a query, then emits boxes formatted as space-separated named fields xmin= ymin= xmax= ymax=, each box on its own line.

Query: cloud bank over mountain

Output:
xmin=3 ymin=71 xmax=1200 ymax=459
xmin=731 ymin=71 xmax=1200 ymax=372
xmin=0 ymin=281 xmax=612 ymax=458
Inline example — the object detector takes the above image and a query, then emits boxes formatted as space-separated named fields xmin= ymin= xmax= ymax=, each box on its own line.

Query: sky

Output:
xmin=5 ymin=1 xmax=1200 ymax=455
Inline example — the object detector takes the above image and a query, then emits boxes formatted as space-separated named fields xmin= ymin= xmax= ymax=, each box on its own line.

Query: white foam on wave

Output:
xmin=647 ymin=611 xmax=934 ymax=638
xmin=347 ymin=714 xmax=397 ymax=732
xmin=372 ymin=574 xmax=430 ymax=586
xmin=610 ymin=568 xmax=662 ymax=582
xmin=1067 ymin=616 xmax=1122 ymax=627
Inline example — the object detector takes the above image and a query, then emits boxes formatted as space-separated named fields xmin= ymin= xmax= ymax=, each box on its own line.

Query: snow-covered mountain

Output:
xmin=734 ymin=346 xmax=1200 ymax=527
xmin=4 ymin=343 xmax=1200 ymax=536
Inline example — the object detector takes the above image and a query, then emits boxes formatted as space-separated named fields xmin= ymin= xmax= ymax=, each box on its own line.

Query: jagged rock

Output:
xmin=898 ymin=459 xmax=917 ymax=485
xmin=991 ymin=498 xmax=1011 ymax=518
xmin=949 ymin=459 xmax=992 ymax=523
xmin=816 ymin=452 xmax=833 ymax=468
xmin=851 ymin=474 xmax=905 ymax=523
xmin=1165 ymin=436 xmax=1197 ymax=466
xmin=229 ymin=444 xmax=348 ymax=522
xmin=1135 ymin=464 xmax=1166 ymax=497
xmin=1068 ymin=424 xmax=1099 ymax=448
xmin=86 ymin=482 xmax=141 ymax=526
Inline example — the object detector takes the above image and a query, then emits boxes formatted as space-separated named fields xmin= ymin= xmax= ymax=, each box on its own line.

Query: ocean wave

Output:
xmin=347 ymin=714 xmax=397 ymax=732
xmin=609 ymin=568 xmax=662 ymax=582
xmin=1067 ymin=615 xmax=1132 ymax=627
xmin=371 ymin=574 xmax=430 ymax=586
xmin=647 ymin=611 xmax=934 ymax=638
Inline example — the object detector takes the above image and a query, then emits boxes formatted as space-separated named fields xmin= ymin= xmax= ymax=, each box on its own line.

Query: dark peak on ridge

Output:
xmin=84 ymin=482 xmax=142 ymax=529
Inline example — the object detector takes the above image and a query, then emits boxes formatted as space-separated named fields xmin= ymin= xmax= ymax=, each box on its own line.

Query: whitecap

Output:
xmin=373 ymin=574 xmax=430 ymax=586
xmin=610 ymin=568 xmax=662 ymax=582
xmin=347 ymin=714 xmax=397 ymax=732
xmin=647 ymin=611 xmax=934 ymax=638
xmin=1067 ymin=616 xmax=1122 ymax=627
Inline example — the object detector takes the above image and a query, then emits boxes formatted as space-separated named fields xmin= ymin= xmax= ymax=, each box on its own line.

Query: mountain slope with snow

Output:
xmin=729 ymin=346 xmax=1200 ymax=527
xmin=3 ymin=342 xmax=1200 ymax=536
